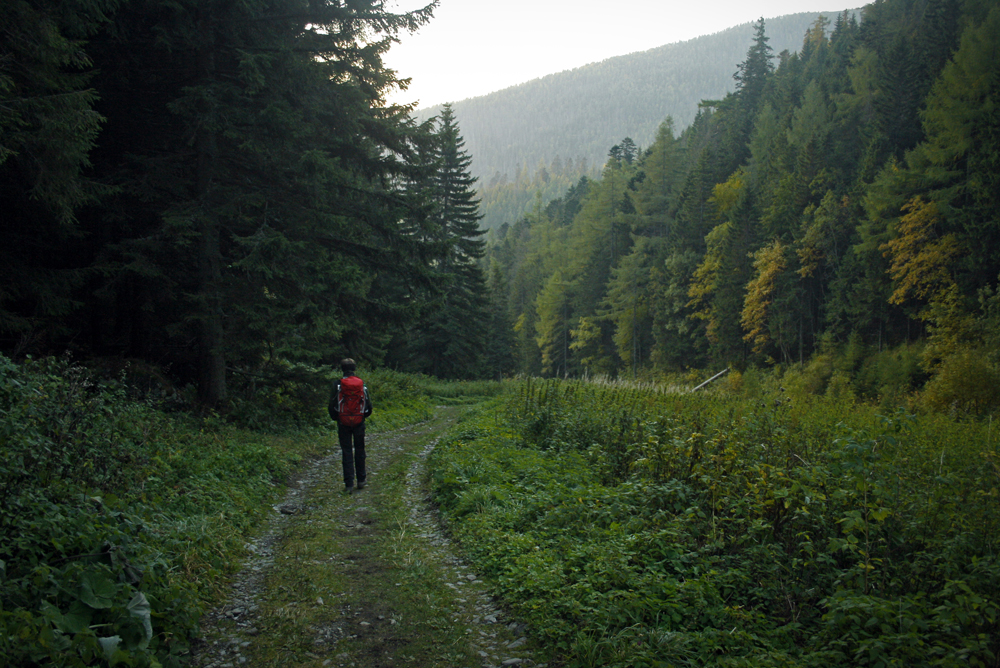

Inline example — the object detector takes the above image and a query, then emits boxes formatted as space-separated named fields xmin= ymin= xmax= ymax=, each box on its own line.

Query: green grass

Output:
xmin=237 ymin=408 xmax=495 ymax=668
xmin=0 ymin=356 xmax=439 ymax=668
xmin=427 ymin=378 xmax=1000 ymax=668
xmin=412 ymin=376 xmax=506 ymax=405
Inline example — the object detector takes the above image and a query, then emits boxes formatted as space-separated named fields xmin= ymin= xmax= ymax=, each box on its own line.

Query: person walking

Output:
xmin=329 ymin=358 xmax=373 ymax=492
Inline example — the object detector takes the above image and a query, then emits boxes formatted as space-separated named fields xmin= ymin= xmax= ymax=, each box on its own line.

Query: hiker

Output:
xmin=329 ymin=358 xmax=373 ymax=491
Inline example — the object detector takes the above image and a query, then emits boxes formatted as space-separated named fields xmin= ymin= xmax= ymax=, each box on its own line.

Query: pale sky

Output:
xmin=383 ymin=0 xmax=858 ymax=110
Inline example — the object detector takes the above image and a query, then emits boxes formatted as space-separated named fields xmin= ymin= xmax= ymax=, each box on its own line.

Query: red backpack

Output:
xmin=337 ymin=376 xmax=366 ymax=427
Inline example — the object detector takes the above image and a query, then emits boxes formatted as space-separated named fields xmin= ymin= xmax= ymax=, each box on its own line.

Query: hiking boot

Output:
xmin=356 ymin=481 xmax=366 ymax=490
xmin=345 ymin=483 xmax=354 ymax=493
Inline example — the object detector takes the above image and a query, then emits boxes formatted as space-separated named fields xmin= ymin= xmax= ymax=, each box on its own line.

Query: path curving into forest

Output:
xmin=190 ymin=407 xmax=545 ymax=668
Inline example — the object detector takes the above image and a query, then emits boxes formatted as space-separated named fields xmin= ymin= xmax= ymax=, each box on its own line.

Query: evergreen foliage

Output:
xmin=483 ymin=0 xmax=1000 ymax=413
xmin=0 ymin=0 xmax=469 ymax=396
xmin=388 ymin=104 xmax=490 ymax=379
xmin=0 ymin=0 xmax=119 ymax=343
xmin=3 ymin=0 xmax=1000 ymax=406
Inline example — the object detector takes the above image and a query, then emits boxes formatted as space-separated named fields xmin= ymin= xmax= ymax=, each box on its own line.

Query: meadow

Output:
xmin=428 ymin=374 xmax=999 ymax=667
xmin=3 ymin=354 xmax=997 ymax=667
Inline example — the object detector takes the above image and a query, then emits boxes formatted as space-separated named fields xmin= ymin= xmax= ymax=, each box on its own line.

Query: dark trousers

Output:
xmin=338 ymin=421 xmax=366 ymax=486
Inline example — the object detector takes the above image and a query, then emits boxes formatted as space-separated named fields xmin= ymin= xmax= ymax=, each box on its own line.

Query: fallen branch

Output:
xmin=690 ymin=368 xmax=730 ymax=393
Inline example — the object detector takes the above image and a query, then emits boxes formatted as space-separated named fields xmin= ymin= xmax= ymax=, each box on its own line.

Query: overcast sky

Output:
xmin=383 ymin=0 xmax=858 ymax=109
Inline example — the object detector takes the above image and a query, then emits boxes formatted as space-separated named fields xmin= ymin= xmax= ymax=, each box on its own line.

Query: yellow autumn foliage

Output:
xmin=709 ymin=168 xmax=747 ymax=216
xmin=881 ymin=196 xmax=960 ymax=307
xmin=741 ymin=239 xmax=787 ymax=353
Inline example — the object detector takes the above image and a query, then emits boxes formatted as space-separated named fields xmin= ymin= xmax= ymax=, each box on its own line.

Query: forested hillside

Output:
xmin=2 ymin=0 xmax=999 ymax=417
xmin=485 ymin=0 xmax=1000 ymax=414
xmin=420 ymin=10 xmax=860 ymax=181
xmin=417 ymin=10 xmax=860 ymax=229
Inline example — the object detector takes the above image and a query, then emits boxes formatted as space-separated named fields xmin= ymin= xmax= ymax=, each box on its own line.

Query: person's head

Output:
xmin=340 ymin=358 xmax=357 ymax=375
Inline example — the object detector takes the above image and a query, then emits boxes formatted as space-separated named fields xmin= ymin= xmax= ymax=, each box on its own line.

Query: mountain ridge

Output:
xmin=415 ymin=9 xmax=861 ymax=191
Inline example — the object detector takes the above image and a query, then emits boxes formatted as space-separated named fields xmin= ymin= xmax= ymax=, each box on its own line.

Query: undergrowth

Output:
xmin=0 ymin=355 xmax=436 ymax=667
xmin=428 ymin=378 xmax=1000 ymax=668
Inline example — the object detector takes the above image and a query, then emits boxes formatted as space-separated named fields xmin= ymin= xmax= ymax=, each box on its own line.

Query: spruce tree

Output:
xmin=78 ymin=0 xmax=436 ymax=405
xmin=723 ymin=17 xmax=775 ymax=170
xmin=401 ymin=104 xmax=489 ymax=379
xmin=734 ymin=17 xmax=776 ymax=110
xmin=484 ymin=259 xmax=518 ymax=379
xmin=0 ymin=0 xmax=119 ymax=343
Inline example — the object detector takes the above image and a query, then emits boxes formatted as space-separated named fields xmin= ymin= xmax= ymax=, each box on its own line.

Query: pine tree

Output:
xmin=721 ymin=17 xmax=775 ymax=170
xmin=0 ymin=0 xmax=119 ymax=343
xmin=603 ymin=239 xmax=655 ymax=375
xmin=734 ymin=17 xmax=776 ymax=111
xmin=433 ymin=105 xmax=486 ymax=271
xmin=535 ymin=271 xmax=573 ymax=377
xmin=484 ymin=259 xmax=518 ymax=379
xmin=78 ymin=0 xmax=436 ymax=405
xmin=633 ymin=119 xmax=681 ymax=237
xmin=401 ymin=104 xmax=489 ymax=379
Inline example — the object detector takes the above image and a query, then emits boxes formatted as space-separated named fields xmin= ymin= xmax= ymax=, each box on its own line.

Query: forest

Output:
xmin=485 ymin=0 xmax=1000 ymax=416
xmin=2 ymin=1 xmax=1000 ymax=666
xmin=1 ymin=0 xmax=492 ymax=401
xmin=6 ymin=0 xmax=997 ymax=415
xmin=433 ymin=10 xmax=855 ymax=230
xmin=418 ymin=10 xmax=853 ymax=192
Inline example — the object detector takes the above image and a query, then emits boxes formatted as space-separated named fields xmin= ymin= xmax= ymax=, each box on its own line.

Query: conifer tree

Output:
xmin=735 ymin=18 xmax=776 ymax=111
xmin=535 ymin=271 xmax=573 ymax=377
xmin=79 ymin=0 xmax=436 ymax=404
xmin=721 ymin=17 xmax=775 ymax=170
xmin=603 ymin=239 xmax=654 ymax=375
xmin=633 ymin=119 xmax=681 ymax=237
xmin=484 ymin=259 xmax=518 ymax=379
xmin=432 ymin=105 xmax=486 ymax=273
xmin=0 ymin=0 xmax=119 ymax=343
xmin=400 ymin=104 xmax=489 ymax=379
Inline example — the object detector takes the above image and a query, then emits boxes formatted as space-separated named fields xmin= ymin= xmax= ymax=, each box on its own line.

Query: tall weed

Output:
xmin=429 ymin=377 xmax=1000 ymax=667
xmin=0 ymin=355 xmax=322 ymax=667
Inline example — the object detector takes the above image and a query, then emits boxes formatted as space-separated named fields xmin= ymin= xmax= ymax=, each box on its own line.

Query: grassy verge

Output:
xmin=427 ymin=378 xmax=1000 ymax=667
xmin=0 ymin=356 xmax=438 ymax=668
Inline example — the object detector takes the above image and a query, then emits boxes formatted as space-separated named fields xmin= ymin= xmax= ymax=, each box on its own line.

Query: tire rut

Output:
xmin=190 ymin=409 xmax=545 ymax=668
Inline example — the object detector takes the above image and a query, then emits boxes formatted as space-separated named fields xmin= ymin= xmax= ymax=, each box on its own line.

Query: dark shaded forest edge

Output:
xmin=1 ymin=0 xmax=999 ymax=665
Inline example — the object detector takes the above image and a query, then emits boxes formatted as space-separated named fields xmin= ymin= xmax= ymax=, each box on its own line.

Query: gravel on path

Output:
xmin=190 ymin=410 xmax=545 ymax=668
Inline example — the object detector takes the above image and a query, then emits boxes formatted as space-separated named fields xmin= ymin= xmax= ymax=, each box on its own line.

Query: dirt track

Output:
xmin=191 ymin=408 xmax=545 ymax=668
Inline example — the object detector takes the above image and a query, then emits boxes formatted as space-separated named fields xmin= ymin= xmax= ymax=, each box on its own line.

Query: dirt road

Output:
xmin=191 ymin=407 xmax=545 ymax=668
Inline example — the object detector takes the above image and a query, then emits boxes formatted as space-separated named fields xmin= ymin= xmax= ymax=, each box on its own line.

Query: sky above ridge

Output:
xmin=383 ymin=0 xmax=858 ymax=110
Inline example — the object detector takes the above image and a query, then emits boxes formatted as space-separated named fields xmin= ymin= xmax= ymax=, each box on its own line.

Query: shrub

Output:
xmin=824 ymin=371 xmax=855 ymax=403
xmin=920 ymin=348 xmax=1000 ymax=416
xmin=226 ymin=362 xmax=332 ymax=431
xmin=786 ymin=351 xmax=836 ymax=396
xmin=362 ymin=368 xmax=434 ymax=430
xmin=0 ymin=355 xmax=324 ymax=667
xmin=852 ymin=342 xmax=927 ymax=406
